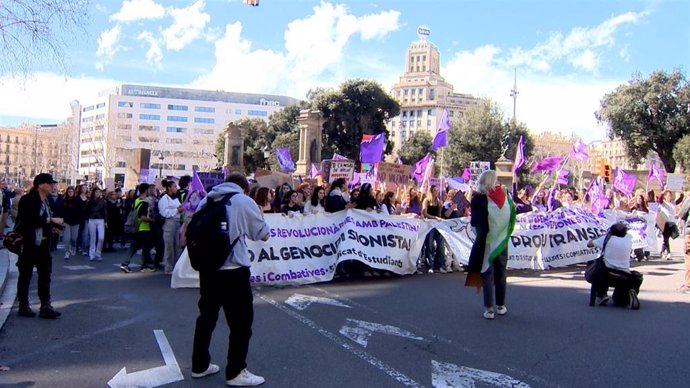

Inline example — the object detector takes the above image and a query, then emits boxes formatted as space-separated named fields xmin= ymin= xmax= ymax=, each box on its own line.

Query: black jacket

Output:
xmin=16 ymin=189 xmax=52 ymax=247
xmin=468 ymin=194 xmax=489 ymax=273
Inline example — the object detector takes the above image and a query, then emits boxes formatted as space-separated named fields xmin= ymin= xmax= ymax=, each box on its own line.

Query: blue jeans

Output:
xmin=481 ymin=249 xmax=508 ymax=308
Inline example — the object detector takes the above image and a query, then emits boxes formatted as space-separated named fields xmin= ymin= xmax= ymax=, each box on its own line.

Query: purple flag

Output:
xmin=182 ymin=170 xmax=207 ymax=212
xmin=461 ymin=168 xmax=471 ymax=181
xmin=648 ymin=164 xmax=665 ymax=187
xmin=222 ymin=165 xmax=229 ymax=179
xmin=513 ymin=135 xmax=525 ymax=173
xmin=587 ymin=178 xmax=609 ymax=216
xmin=309 ymin=163 xmax=320 ymax=178
xmin=569 ymin=139 xmax=589 ymax=161
xmin=275 ymin=147 xmax=295 ymax=172
xmin=360 ymin=133 xmax=386 ymax=164
xmin=557 ymin=169 xmax=570 ymax=185
xmin=412 ymin=153 xmax=432 ymax=184
xmin=332 ymin=153 xmax=348 ymax=160
xmin=613 ymin=167 xmax=636 ymax=196
xmin=432 ymin=108 xmax=450 ymax=150
xmin=531 ymin=156 xmax=563 ymax=173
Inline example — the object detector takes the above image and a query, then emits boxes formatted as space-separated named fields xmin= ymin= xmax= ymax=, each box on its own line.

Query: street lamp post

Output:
xmin=262 ymin=145 xmax=271 ymax=170
xmin=158 ymin=152 xmax=165 ymax=178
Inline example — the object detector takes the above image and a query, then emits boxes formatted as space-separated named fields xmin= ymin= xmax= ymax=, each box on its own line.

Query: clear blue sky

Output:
xmin=1 ymin=0 xmax=687 ymax=142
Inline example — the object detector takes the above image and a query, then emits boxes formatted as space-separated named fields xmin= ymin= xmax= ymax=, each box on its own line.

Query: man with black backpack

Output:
xmin=190 ymin=173 xmax=269 ymax=386
xmin=119 ymin=183 xmax=156 ymax=273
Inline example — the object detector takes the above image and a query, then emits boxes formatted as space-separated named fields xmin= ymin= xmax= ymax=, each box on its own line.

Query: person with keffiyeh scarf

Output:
xmin=467 ymin=170 xmax=516 ymax=320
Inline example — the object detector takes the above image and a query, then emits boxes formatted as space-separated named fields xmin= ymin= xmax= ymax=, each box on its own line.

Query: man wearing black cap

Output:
xmin=15 ymin=173 xmax=64 ymax=319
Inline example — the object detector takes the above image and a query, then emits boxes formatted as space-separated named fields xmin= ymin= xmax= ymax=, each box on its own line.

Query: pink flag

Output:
xmin=648 ymin=164 xmax=665 ymax=187
xmin=513 ymin=135 xmax=525 ymax=173
xmin=531 ymin=156 xmax=563 ymax=173
xmin=309 ymin=163 xmax=320 ymax=178
xmin=412 ymin=153 xmax=432 ymax=184
xmin=461 ymin=168 xmax=471 ymax=181
xmin=569 ymin=139 xmax=589 ymax=161
xmin=613 ymin=167 xmax=636 ymax=196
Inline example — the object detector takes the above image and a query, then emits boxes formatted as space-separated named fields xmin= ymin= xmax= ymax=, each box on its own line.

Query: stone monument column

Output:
xmin=224 ymin=122 xmax=244 ymax=173
xmin=295 ymin=109 xmax=323 ymax=176
xmin=494 ymin=156 xmax=514 ymax=188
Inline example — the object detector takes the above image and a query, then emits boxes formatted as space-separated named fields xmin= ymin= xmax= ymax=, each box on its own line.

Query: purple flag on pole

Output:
xmin=531 ymin=156 xmax=563 ymax=173
xmin=275 ymin=147 xmax=295 ymax=172
xmin=461 ymin=168 xmax=471 ymax=181
xmin=359 ymin=133 xmax=386 ymax=164
xmin=332 ymin=153 xmax=348 ymax=160
xmin=587 ymin=178 xmax=609 ymax=216
xmin=513 ymin=135 xmax=525 ymax=173
xmin=182 ymin=170 xmax=207 ymax=212
xmin=613 ymin=167 xmax=636 ymax=196
xmin=412 ymin=153 xmax=432 ymax=184
xmin=569 ymin=139 xmax=589 ymax=161
xmin=310 ymin=163 xmax=320 ymax=178
xmin=557 ymin=169 xmax=569 ymax=185
xmin=432 ymin=108 xmax=450 ymax=150
xmin=648 ymin=164 xmax=665 ymax=187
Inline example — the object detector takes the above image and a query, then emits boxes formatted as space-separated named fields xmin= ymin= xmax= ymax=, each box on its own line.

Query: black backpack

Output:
xmin=186 ymin=192 xmax=240 ymax=272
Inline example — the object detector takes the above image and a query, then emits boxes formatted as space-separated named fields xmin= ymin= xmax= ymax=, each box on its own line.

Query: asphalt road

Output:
xmin=0 ymin=239 xmax=688 ymax=388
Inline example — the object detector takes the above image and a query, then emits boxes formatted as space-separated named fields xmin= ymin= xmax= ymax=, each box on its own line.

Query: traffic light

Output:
xmin=603 ymin=164 xmax=611 ymax=183
xmin=595 ymin=159 xmax=605 ymax=177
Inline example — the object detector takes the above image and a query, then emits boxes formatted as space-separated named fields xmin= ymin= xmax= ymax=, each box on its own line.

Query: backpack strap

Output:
xmin=598 ymin=230 xmax=612 ymax=261
xmin=217 ymin=192 xmax=241 ymax=258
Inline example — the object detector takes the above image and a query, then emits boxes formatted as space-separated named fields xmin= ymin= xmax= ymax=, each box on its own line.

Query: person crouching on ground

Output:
xmin=467 ymin=170 xmax=516 ymax=320
xmin=587 ymin=222 xmax=642 ymax=308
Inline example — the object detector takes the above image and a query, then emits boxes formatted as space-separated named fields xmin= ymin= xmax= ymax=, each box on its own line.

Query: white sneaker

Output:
xmin=483 ymin=309 xmax=495 ymax=320
xmin=496 ymin=305 xmax=508 ymax=315
xmin=226 ymin=369 xmax=265 ymax=386
xmin=427 ymin=269 xmax=434 ymax=274
xmin=192 ymin=363 xmax=220 ymax=379
xmin=437 ymin=268 xmax=447 ymax=274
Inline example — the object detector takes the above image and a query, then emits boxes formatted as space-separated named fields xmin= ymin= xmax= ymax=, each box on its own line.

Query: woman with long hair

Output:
xmin=304 ymin=186 xmax=326 ymax=214
xmin=159 ymin=179 xmax=183 ymax=274
xmin=254 ymin=187 xmax=274 ymax=214
xmin=659 ymin=190 xmax=678 ymax=260
xmin=325 ymin=178 xmax=352 ymax=213
xmin=280 ymin=190 xmax=303 ymax=215
xmin=382 ymin=191 xmax=396 ymax=215
xmin=403 ymin=186 xmax=422 ymax=216
xmin=630 ymin=193 xmax=650 ymax=262
xmin=57 ymin=186 xmax=81 ymax=260
xmin=355 ymin=183 xmax=380 ymax=212
xmin=85 ymin=187 xmax=107 ymax=261
xmin=467 ymin=171 xmax=516 ymax=320
xmin=532 ymin=188 xmax=548 ymax=212
xmin=75 ymin=184 xmax=89 ymax=254
xmin=421 ymin=185 xmax=445 ymax=273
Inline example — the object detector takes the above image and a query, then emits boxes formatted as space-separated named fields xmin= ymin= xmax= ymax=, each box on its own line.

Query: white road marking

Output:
xmin=431 ymin=360 xmax=531 ymax=388
xmin=339 ymin=318 xmax=424 ymax=347
xmin=107 ymin=330 xmax=184 ymax=388
xmin=258 ymin=292 xmax=425 ymax=387
xmin=285 ymin=293 xmax=351 ymax=311
xmin=64 ymin=265 xmax=95 ymax=270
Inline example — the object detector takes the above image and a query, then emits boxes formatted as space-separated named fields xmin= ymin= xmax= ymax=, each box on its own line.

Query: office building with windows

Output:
xmin=76 ymin=84 xmax=300 ymax=184
xmin=387 ymin=33 xmax=479 ymax=156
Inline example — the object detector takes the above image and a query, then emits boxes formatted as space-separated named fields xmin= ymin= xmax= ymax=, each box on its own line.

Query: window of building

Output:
xmin=166 ymin=138 xmax=183 ymax=144
xmin=403 ymin=89 xmax=408 ymax=96
xmin=95 ymin=114 xmax=105 ymax=120
xmin=391 ymin=131 xmax=396 ymax=138
xmin=138 ymin=136 xmax=158 ymax=143
xmin=194 ymin=117 xmax=215 ymax=124
xmin=83 ymin=105 xmax=94 ymax=112
xmin=82 ymin=116 xmax=94 ymax=122
xmin=167 ymin=115 xmax=187 ymax=122
xmin=139 ymin=125 xmax=160 ymax=132
xmin=402 ymin=120 xmax=407 ymax=127
xmin=116 ymin=161 xmax=127 ymax=168
xmin=417 ymin=110 xmax=422 ymax=117
xmin=82 ymin=127 xmax=93 ymax=133
xmin=409 ymin=130 xmax=414 ymax=136
xmin=418 ymin=89 xmax=423 ymax=96
xmin=427 ymin=119 xmax=431 ymax=127
xmin=427 ymin=109 xmax=433 ymax=116
xmin=235 ymin=109 xmax=242 ymax=115
xmin=139 ymin=113 xmax=159 ymax=120
xmin=96 ymin=102 xmax=106 ymax=109
xmin=118 ymin=101 xmax=133 ymax=108
xmin=117 ymin=124 xmax=132 ymax=130
xmin=140 ymin=103 xmax=161 ymax=109
xmin=416 ymin=66 xmax=420 ymax=72
xmin=402 ymin=111 xmax=407 ymax=117
xmin=173 ymin=164 xmax=185 ymax=170
xmin=411 ymin=89 xmax=416 ymax=95
xmin=166 ymin=126 xmax=186 ymax=133
xmin=391 ymin=121 xmax=395 ymax=128
xmin=167 ymin=104 xmax=188 ymax=111
xmin=248 ymin=110 xmax=267 ymax=117
xmin=194 ymin=128 xmax=214 ymax=135
xmin=423 ymin=55 xmax=426 ymax=62
xmin=417 ymin=120 xmax=421 ymax=127
xmin=429 ymin=89 xmax=435 ymax=100
xmin=401 ymin=131 xmax=407 ymax=138
xmin=450 ymin=111 xmax=454 ymax=117
xmin=195 ymin=106 xmax=215 ymax=113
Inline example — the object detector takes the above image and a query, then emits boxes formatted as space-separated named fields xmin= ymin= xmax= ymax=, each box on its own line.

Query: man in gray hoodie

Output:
xmin=191 ymin=173 xmax=270 ymax=386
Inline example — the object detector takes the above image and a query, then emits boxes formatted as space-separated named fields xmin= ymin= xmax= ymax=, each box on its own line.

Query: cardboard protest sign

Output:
xmin=666 ymin=174 xmax=686 ymax=192
xmin=376 ymin=162 xmax=411 ymax=190
xmin=469 ymin=161 xmax=491 ymax=187
xmin=256 ymin=171 xmax=292 ymax=189
xmin=328 ymin=160 xmax=355 ymax=184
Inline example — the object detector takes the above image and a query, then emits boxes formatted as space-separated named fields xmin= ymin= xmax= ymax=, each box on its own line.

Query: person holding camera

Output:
xmin=15 ymin=174 xmax=64 ymax=319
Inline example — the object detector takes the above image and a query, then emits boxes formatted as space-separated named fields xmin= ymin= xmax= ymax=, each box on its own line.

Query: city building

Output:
xmin=76 ymin=84 xmax=300 ymax=185
xmin=387 ymin=28 xmax=479 ymax=156
xmin=588 ymin=137 xmax=660 ymax=172
xmin=0 ymin=120 xmax=79 ymax=187
xmin=532 ymin=131 xmax=578 ymax=161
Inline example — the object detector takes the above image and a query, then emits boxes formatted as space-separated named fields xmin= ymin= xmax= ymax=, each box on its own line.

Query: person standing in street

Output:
xmin=120 ymin=183 xmax=156 ymax=273
xmin=467 ymin=170 xmax=516 ymax=320
xmin=15 ymin=173 xmax=64 ymax=319
xmin=158 ymin=179 xmax=182 ymax=274
xmin=85 ymin=188 xmax=107 ymax=261
xmin=191 ymin=173 xmax=269 ymax=386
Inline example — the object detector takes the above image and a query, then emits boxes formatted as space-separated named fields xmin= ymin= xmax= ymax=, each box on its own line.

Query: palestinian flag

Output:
xmin=482 ymin=186 xmax=517 ymax=271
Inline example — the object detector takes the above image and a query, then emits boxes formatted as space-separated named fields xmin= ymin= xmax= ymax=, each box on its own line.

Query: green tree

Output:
xmin=596 ymin=69 xmax=690 ymax=172
xmin=503 ymin=122 xmax=537 ymax=185
xmin=310 ymin=79 xmax=400 ymax=162
xmin=673 ymin=134 xmax=690 ymax=173
xmin=397 ymin=131 xmax=435 ymax=165
xmin=214 ymin=132 xmax=225 ymax=168
xmin=444 ymin=99 xmax=506 ymax=176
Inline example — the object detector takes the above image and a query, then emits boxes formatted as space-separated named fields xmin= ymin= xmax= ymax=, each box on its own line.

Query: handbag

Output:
xmin=3 ymin=224 xmax=24 ymax=255
xmin=585 ymin=232 xmax=611 ymax=284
